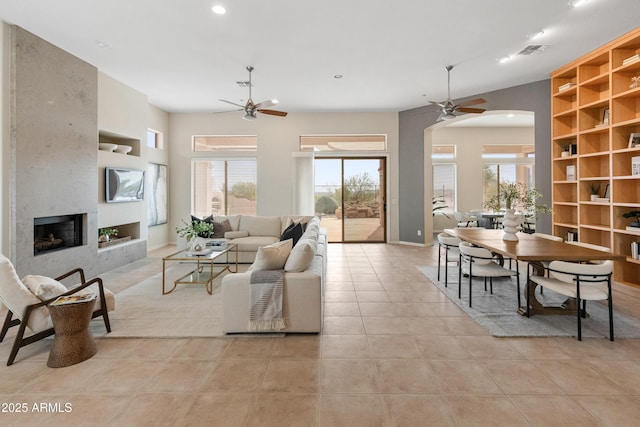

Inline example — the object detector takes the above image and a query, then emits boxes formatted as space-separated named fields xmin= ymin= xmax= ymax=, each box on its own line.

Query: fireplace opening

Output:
xmin=34 ymin=214 xmax=84 ymax=255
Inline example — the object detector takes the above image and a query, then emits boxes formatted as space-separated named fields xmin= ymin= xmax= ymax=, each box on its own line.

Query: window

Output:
xmin=147 ymin=129 xmax=162 ymax=149
xmin=432 ymin=145 xmax=456 ymax=212
xmin=300 ymin=135 xmax=386 ymax=151
xmin=482 ymin=145 xmax=535 ymax=209
xmin=193 ymin=135 xmax=257 ymax=152
xmin=192 ymin=159 xmax=257 ymax=217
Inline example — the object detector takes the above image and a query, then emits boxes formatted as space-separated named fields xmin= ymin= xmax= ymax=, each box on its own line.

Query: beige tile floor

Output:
xmin=1 ymin=243 xmax=640 ymax=426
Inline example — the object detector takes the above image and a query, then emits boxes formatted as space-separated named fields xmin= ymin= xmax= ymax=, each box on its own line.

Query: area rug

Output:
xmin=418 ymin=265 xmax=640 ymax=338
xmin=91 ymin=263 xmax=249 ymax=338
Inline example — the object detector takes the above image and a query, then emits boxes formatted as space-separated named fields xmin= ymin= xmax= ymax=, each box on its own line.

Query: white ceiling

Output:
xmin=1 ymin=0 xmax=639 ymax=114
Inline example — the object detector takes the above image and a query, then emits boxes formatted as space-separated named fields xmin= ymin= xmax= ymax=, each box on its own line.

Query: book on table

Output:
xmin=50 ymin=293 xmax=96 ymax=306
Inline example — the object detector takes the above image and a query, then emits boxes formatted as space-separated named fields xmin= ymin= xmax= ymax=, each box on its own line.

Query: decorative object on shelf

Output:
xmin=629 ymin=133 xmax=640 ymax=149
xmin=561 ymin=143 xmax=570 ymax=157
xmin=114 ymin=145 xmax=132 ymax=154
xmin=630 ymin=76 xmax=640 ymax=89
xmin=98 ymin=227 xmax=118 ymax=243
xmin=483 ymin=182 xmax=551 ymax=241
xmin=623 ymin=210 xmax=640 ymax=228
xmin=570 ymin=143 xmax=578 ymax=155
xmin=601 ymin=108 xmax=610 ymax=125
xmin=566 ymin=165 xmax=576 ymax=181
xmin=176 ymin=218 xmax=214 ymax=250
xmin=603 ymin=183 xmax=611 ymax=199
xmin=623 ymin=54 xmax=640 ymax=66
xmin=589 ymin=183 xmax=600 ymax=201
xmin=558 ymin=82 xmax=576 ymax=92
xmin=566 ymin=230 xmax=578 ymax=242
xmin=631 ymin=242 xmax=639 ymax=260
xmin=98 ymin=143 xmax=118 ymax=152
xmin=633 ymin=156 xmax=640 ymax=176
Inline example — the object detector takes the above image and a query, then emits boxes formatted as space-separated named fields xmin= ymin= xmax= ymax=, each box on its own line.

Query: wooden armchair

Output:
xmin=0 ymin=254 xmax=113 ymax=365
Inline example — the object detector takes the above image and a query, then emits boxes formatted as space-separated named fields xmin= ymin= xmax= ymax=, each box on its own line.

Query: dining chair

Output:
xmin=458 ymin=242 xmax=521 ymax=308
xmin=566 ymin=241 xmax=611 ymax=264
xmin=533 ymin=233 xmax=564 ymax=292
xmin=527 ymin=260 xmax=614 ymax=341
xmin=454 ymin=211 xmax=478 ymax=228
xmin=437 ymin=233 xmax=461 ymax=288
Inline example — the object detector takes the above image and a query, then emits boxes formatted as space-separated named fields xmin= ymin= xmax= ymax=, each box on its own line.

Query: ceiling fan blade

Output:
xmin=429 ymin=100 xmax=445 ymax=107
xmin=457 ymin=98 xmax=487 ymax=108
xmin=258 ymin=109 xmax=288 ymax=117
xmin=254 ymin=100 xmax=278 ymax=109
xmin=457 ymin=107 xmax=486 ymax=114
xmin=212 ymin=108 xmax=243 ymax=114
xmin=219 ymin=99 xmax=246 ymax=108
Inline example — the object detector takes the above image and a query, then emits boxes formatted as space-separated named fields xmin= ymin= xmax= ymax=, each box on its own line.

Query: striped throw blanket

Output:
xmin=248 ymin=270 xmax=286 ymax=331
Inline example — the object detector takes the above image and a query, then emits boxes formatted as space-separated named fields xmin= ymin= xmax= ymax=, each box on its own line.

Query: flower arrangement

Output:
xmin=623 ymin=210 xmax=640 ymax=227
xmin=98 ymin=227 xmax=118 ymax=242
xmin=176 ymin=219 xmax=214 ymax=241
xmin=484 ymin=182 xmax=551 ymax=214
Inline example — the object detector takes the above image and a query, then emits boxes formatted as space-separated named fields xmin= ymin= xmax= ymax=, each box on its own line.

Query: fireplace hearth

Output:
xmin=33 ymin=214 xmax=84 ymax=255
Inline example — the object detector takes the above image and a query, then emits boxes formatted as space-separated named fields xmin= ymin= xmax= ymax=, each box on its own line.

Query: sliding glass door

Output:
xmin=314 ymin=157 xmax=386 ymax=243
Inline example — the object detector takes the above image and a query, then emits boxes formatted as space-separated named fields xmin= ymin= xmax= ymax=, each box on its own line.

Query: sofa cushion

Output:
xmin=225 ymin=230 xmax=249 ymax=239
xmin=22 ymin=275 xmax=67 ymax=301
xmin=240 ymin=216 xmax=282 ymax=237
xmin=280 ymin=216 xmax=315 ymax=233
xmin=280 ymin=222 xmax=304 ymax=246
xmin=252 ymin=239 xmax=293 ymax=271
xmin=231 ymin=236 xmax=280 ymax=253
xmin=211 ymin=221 xmax=226 ymax=239
xmin=284 ymin=239 xmax=317 ymax=272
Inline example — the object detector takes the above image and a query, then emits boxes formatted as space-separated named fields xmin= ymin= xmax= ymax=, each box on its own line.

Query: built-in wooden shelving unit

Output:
xmin=551 ymin=27 xmax=640 ymax=287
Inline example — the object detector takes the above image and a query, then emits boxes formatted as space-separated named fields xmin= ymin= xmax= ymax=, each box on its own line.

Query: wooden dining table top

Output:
xmin=443 ymin=228 xmax=625 ymax=262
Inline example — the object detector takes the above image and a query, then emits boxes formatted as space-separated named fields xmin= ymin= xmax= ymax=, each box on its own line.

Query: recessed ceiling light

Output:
xmin=569 ymin=0 xmax=589 ymax=7
xmin=498 ymin=56 xmax=512 ymax=64
xmin=96 ymin=41 xmax=111 ymax=49
xmin=528 ymin=30 xmax=545 ymax=40
xmin=507 ymin=114 xmax=515 ymax=118
xmin=211 ymin=4 xmax=226 ymax=14
xmin=334 ymin=74 xmax=343 ymax=79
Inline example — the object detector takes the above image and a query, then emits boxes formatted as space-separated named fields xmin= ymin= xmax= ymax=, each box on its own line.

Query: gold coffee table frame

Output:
xmin=162 ymin=243 xmax=238 ymax=295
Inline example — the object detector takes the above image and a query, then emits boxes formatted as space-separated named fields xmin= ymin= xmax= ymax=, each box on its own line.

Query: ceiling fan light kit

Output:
xmin=218 ymin=66 xmax=288 ymax=120
xmin=428 ymin=65 xmax=486 ymax=121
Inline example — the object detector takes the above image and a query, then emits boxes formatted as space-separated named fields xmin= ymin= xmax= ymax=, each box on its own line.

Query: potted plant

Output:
xmin=483 ymin=182 xmax=551 ymax=241
xmin=589 ymin=183 xmax=600 ymax=201
xmin=623 ymin=210 xmax=640 ymax=228
xmin=176 ymin=218 xmax=214 ymax=250
xmin=98 ymin=227 xmax=118 ymax=243
xmin=561 ymin=143 xmax=571 ymax=157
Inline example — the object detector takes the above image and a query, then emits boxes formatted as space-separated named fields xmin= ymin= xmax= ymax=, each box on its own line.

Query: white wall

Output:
xmin=168 ymin=112 xmax=400 ymax=243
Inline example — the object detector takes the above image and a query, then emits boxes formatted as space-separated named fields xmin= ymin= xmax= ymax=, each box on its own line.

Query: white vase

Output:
xmin=502 ymin=208 xmax=520 ymax=241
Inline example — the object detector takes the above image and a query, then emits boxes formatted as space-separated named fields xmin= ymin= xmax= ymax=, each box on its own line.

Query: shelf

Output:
xmin=551 ymin=27 xmax=640 ymax=287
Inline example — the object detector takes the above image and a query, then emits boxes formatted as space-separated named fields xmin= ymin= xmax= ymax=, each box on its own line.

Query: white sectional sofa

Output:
xmin=220 ymin=215 xmax=326 ymax=333
xmin=209 ymin=215 xmax=315 ymax=264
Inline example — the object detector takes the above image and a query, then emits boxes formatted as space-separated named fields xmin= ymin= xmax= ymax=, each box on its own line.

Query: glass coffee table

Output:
xmin=162 ymin=243 xmax=238 ymax=295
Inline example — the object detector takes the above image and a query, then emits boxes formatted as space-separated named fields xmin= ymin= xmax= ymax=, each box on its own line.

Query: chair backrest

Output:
xmin=0 ymin=254 xmax=51 ymax=332
xmin=437 ymin=233 xmax=461 ymax=247
xmin=548 ymin=260 xmax=613 ymax=284
xmin=533 ymin=233 xmax=563 ymax=242
xmin=459 ymin=241 xmax=493 ymax=265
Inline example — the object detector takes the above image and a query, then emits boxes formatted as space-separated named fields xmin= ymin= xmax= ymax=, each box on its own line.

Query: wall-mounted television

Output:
xmin=105 ymin=167 xmax=145 ymax=203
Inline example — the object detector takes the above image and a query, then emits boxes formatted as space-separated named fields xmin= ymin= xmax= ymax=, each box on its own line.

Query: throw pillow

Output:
xmin=22 ymin=275 xmax=68 ymax=301
xmin=252 ymin=239 xmax=293 ymax=271
xmin=191 ymin=215 xmax=215 ymax=238
xmin=211 ymin=221 xmax=225 ymax=239
xmin=284 ymin=240 xmax=316 ymax=272
xmin=280 ymin=222 xmax=304 ymax=246
xmin=221 ymin=219 xmax=233 ymax=232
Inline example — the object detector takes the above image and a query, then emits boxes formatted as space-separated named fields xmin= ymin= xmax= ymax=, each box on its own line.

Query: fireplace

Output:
xmin=33 ymin=214 xmax=84 ymax=255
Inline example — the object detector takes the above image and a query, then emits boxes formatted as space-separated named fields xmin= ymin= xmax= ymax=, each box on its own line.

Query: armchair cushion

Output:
xmin=22 ymin=275 xmax=67 ymax=301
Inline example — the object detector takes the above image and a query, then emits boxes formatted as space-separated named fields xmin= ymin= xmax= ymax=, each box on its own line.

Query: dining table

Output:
xmin=467 ymin=211 xmax=504 ymax=229
xmin=443 ymin=228 xmax=625 ymax=316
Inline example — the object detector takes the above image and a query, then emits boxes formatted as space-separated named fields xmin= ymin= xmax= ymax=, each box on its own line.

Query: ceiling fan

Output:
xmin=218 ymin=66 xmax=288 ymax=120
xmin=429 ymin=65 xmax=486 ymax=121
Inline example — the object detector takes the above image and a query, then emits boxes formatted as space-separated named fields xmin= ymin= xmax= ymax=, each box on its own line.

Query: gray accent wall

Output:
xmin=398 ymin=79 xmax=552 ymax=244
